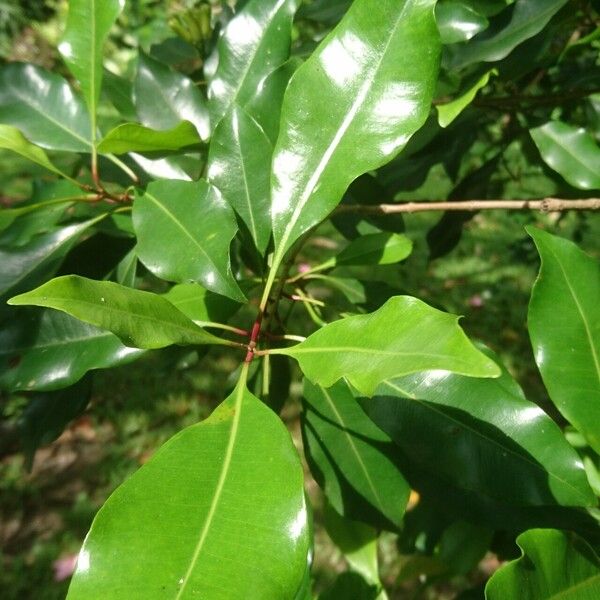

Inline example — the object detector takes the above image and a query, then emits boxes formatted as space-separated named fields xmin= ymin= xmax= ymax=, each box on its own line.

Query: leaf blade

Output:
xmin=276 ymin=296 xmax=500 ymax=396
xmin=133 ymin=180 xmax=245 ymax=301
xmin=271 ymin=0 xmax=441 ymax=257
xmin=97 ymin=121 xmax=203 ymax=155
xmin=67 ymin=378 xmax=309 ymax=599
xmin=527 ymin=227 xmax=600 ymax=454
xmin=58 ymin=0 xmax=124 ymax=140
xmin=8 ymin=275 xmax=230 ymax=350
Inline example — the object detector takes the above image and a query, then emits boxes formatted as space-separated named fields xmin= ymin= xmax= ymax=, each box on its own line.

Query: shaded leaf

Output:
xmin=275 ymin=296 xmax=500 ymax=396
xmin=97 ymin=121 xmax=203 ymax=155
xmin=0 ymin=124 xmax=75 ymax=179
xmin=209 ymin=0 xmax=299 ymax=128
xmin=446 ymin=0 xmax=569 ymax=70
xmin=207 ymin=105 xmax=273 ymax=253
xmin=20 ymin=377 xmax=92 ymax=468
xmin=0 ymin=63 xmax=92 ymax=152
xmin=67 ymin=377 xmax=310 ymax=599
xmin=8 ymin=275 xmax=231 ymax=350
xmin=323 ymin=505 xmax=381 ymax=586
xmin=527 ymin=227 xmax=600 ymax=454
xmin=363 ymin=355 xmax=595 ymax=507
xmin=485 ymin=529 xmax=600 ymax=600
xmin=0 ymin=308 xmax=143 ymax=392
xmin=0 ymin=217 xmax=102 ymax=308
xmin=270 ymin=0 xmax=441 ymax=258
xmin=134 ymin=53 xmax=209 ymax=140
xmin=530 ymin=121 xmax=600 ymax=190
xmin=133 ymin=180 xmax=245 ymax=301
xmin=303 ymin=379 xmax=410 ymax=528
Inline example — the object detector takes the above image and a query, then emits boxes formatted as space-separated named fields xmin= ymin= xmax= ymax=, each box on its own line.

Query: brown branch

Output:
xmin=335 ymin=198 xmax=600 ymax=215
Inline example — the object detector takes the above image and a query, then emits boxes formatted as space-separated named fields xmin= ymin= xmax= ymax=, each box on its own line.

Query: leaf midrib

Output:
xmin=174 ymin=373 xmax=246 ymax=598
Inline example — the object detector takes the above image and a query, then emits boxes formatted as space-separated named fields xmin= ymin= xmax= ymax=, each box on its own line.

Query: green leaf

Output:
xmin=19 ymin=377 xmax=92 ymax=468
xmin=323 ymin=504 xmax=381 ymax=587
xmin=446 ymin=0 xmax=569 ymax=69
xmin=164 ymin=283 xmax=241 ymax=324
xmin=207 ymin=105 xmax=273 ymax=253
xmin=435 ymin=1 xmax=489 ymax=44
xmin=208 ymin=0 xmax=299 ymax=128
xmin=58 ymin=0 xmax=124 ymax=141
xmin=133 ymin=180 xmax=244 ymax=301
xmin=67 ymin=376 xmax=310 ymax=599
xmin=97 ymin=121 xmax=203 ymax=155
xmin=0 ymin=217 xmax=102 ymax=308
xmin=8 ymin=275 xmax=231 ymax=350
xmin=103 ymin=69 xmax=137 ymax=121
xmin=485 ymin=529 xmax=600 ymax=600
xmin=271 ymin=0 xmax=441 ymax=258
xmin=302 ymin=379 xmax=410 ymax=528
xmin=245 ymin=58 xmax=301 ymax=144
xmin=0 ymin=63 xmax=92 ymax=152
xmin=0 ymin=125 xmax=75 ymax=180
xmin=328 ymin=233 xmax=413 ymax=270
xmin=527 ymin=227 xmax=600 ymax=454
xmin=0 ymin=308 xmax=143 ymax=392
xmin=437 ymin=69 xmax=496 ymax=128
xmin=134 ymin=53 xmax=210 ymax=141
xmin=364 ymin=356 xmax=595 ymax=508
xmin=530 ymin=121 xmax=600 ymax=190
xmin=275 ymin=296 xmax=500 ymax=396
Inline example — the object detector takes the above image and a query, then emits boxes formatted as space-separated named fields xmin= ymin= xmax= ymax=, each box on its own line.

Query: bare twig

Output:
xmin=335 ymin=197 xmax=600 ymax=215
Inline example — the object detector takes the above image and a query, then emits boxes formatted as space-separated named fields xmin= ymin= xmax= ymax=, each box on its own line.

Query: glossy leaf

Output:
xmin=270 ymin=0 xmax=440 ymax=258
xmin=527 ymin=227 xmax=600 ymax=454
xmin=0 ymin=63 xmax=92 ymax=152
xmin=0 ymin=124 xmax=74 ymax=179
xmin=245 ymin=58 xmax=301 ymax=144
xmin=437 ymin=69 xmax=495 ymax=128
xmin=530 ymin=121 xmax=600 ymax=190
xmin=207 ymin=105 xmax=273 ymax=253
xmin=134 ymin=54 xmax=210 ymax=140
xmin=447 ymin=0 xmax=569 ymax=69
xmin=208 ymin=0 xmax=299 ymax=127
xmin=329 ymin=233 xmax=412 ymax=269
xmin=435 ymin=1 xmax=488 ymax=44
xmin=0 ymin=217 xmax=101 ymax=307
xmin=97 ymin=121 xmax=203 ymax=155
xmin=485 ymin=529 xmax=600 ymax=600
xmin=302 ymin=379 xmax=410 ymax=527
xmin=275 ymin=296 xmax=500 ymax=396
xmin=58 ymin=0 xmax=124 ymax=139
xmin=8 ymin=275 xmax=230 ymax=350
xmin=364 ymin=359 xmax=595 ymax=507
xmin=67 ymin=377 xmax=309 ymax=599
xmin=133 ymin=180 xmax=245 ymax=301
xmin=0 ymin=308 xmax=142 ymax=392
